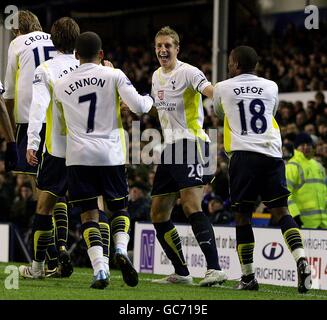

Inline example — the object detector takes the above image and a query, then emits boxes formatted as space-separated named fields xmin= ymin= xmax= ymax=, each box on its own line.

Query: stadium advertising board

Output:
xmin=0 ymin=224 xmax=10 ymax=262
xmin=134 ymin=223 xmax=327 ymax=290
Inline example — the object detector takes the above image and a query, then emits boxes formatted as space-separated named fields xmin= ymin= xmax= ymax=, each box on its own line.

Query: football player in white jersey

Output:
xmin=18 ymin=17 xmax=81 ymax=281
xmin=4 ymin=10 xmax=56 ymax=176
xmin=3 ymin=10 xmax=66 ymax=278
xmin=150 ymin=26 xmax=227 ymax=286
xmin=0 ymin=81 xmax=18 ymax=171
xmin=54 ymin=32 xmax=153 ymax=289
xmin=213 ymin=46 xmax=311 ymax=293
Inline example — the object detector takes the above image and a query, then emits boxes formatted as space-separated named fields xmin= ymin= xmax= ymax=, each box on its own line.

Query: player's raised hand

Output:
xmin=102 ymin=60 xmax=114 ymax=68
xmin=26 ymin=149 xmax=38 ymax=166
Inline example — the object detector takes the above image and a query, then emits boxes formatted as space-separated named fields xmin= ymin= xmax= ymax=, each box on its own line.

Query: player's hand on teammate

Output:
xmin=102 ymin=60 xmax=114 ymax=68
xmin=120 ymin=100 xmax=129 ymax=112
xmin=5 ymin=142 xmax=18 ymax=172
xmin=26 ymin=149 xmax=38 ymax=166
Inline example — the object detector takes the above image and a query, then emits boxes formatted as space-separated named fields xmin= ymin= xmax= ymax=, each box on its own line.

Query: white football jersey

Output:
xmin=151 ymin=60 xmax=211 ymax=143
xmin=54 ymin=63 xmax=153 ymax=166
xmin=27 ymin=53 xmax=79 ymax=158
xmin=0 ymin=81 xmax=4 ymax=95
xmin=3 ymin=31 xmax=56 ymax=123
xmin=213 ymin=74 xmax=282 ymax=158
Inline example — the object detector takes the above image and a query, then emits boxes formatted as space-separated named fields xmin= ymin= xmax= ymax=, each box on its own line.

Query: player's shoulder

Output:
xmin=152 ymin=66 xmax=161 ymax=77
xmin=54 ymin=70 xmax=71 ymax=90
xmin=214 ymin=78 xmax=233 ymax=91
xmin=179 ymin=61 xmax=201 ymax=74
xmin=97 ymin=65 xmax=126 ymax=80
xmin=255 ymin=75 xmax=278 ymax=90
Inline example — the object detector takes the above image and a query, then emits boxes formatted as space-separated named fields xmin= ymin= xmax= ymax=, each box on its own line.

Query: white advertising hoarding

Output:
xmin=134 ymin=223 xmax=327 ymax=290
xmin=0 ymin=224 xmax=10 ymax=262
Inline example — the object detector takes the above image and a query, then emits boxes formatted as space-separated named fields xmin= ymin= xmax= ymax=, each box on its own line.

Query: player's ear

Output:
xmin=98 ymin=50 xmax=104 ymax=60
xmin=176 ymin=45 xmax=180 ymax=54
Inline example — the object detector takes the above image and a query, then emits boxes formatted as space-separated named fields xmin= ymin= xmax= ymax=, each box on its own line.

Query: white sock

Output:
xmin=32 ymin=260 xmax=45 ymax=272
xmin=113 ymin=232 xmax=129 ymax=254
xmin=103 ymin=256 xmax=109 ymax=274
xmin=292 ymin=248 xmax=306 ymax=263
xmin=87 ymin=246 xmax=105 ymax=275
xmin=241 ymin=263 xmax=254 ymax=276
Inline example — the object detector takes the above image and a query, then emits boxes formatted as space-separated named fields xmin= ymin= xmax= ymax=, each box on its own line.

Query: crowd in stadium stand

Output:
xmin=0 ymin=21 xmax=327 ymax=261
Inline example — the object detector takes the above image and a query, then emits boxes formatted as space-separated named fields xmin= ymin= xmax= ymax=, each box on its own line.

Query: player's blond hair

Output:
xmin=155 ymin=26 xmax=180 ymax=47
xmin=14 ymin=10 xmax=42 ymax=35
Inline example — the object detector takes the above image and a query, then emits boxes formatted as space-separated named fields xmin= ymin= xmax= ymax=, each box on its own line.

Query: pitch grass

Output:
xmin=0 ymin=263 xmax=326 ymax=300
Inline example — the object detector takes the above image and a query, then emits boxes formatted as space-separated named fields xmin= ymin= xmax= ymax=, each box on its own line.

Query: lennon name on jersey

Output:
xmin=64 ymin=77 xmax=106 ymax=95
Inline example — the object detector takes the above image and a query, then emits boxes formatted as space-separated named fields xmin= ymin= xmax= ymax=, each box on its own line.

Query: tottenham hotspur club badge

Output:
xmin=171 ymin=80 xmax=176 ymax=90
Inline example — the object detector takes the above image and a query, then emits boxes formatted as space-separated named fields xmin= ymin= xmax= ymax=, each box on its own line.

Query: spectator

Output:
xmin=128 ymin=182 xmax=151 ymax=250
xmin=205 ymin=195 xmax=233 ymax=225
xmin=286 ymin=133 xmax=327 ymax=229
xmin=10 ymin=182 xmax=37 ymax=242
xmin=315 ymin=91 xmax=327 ymax=115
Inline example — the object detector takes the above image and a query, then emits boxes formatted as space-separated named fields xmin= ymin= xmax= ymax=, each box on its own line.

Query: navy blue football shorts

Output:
xmin=14 ymin=123 xmax=45 ymax=175
xmin=151 ymin=139 xmax=214 ymax=197
xmin=67 ymin=165 xmax=128 ymax=212
xmin=37 ymin=150 xmax=67 ymax=197
xmin=229 ymin=151 xmax=291 ymax=212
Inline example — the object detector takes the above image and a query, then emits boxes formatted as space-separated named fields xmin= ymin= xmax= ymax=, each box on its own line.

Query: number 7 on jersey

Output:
xmin=79 ymin=92 xmax=97 ymax=133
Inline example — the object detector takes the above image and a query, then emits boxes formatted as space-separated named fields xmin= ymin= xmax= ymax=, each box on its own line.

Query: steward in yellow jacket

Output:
xmin=286 ymin=133 xmax=327 ymax=229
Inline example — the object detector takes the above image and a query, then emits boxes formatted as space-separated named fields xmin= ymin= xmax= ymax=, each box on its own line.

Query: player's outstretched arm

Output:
xmin=202 ymin=84 xmax=213 ymax=99
xmin=117 ymin=70 xmax=153 ymax=114
xmin=212 ymin=83 xmax=225 ymax=120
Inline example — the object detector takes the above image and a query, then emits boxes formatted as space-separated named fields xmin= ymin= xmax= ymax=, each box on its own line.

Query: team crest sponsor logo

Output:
xmin=158 ymin=90 xmax=164 ymax=100
xmin=140 ymin=230 xmax=155 ymax=273
xmin=262 ymin=242 xmax=284 ymax=260
xmin=33 ymin=73 xmax=42 ymax=84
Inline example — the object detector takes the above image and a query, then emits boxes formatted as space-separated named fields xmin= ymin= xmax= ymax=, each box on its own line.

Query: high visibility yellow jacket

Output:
xmin=286 ymin=150 xmax=327 ymax=229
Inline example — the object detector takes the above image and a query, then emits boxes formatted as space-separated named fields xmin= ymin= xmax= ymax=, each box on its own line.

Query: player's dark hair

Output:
xmin=51 ymin=17 xmax=80 ymax=54
xmin=232 ymin=46 xmax=258 ymax=73
xmin=75 ymin=32 xmax=102 ymax=60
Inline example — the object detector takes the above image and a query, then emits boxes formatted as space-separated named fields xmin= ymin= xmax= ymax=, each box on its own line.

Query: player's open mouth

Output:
xmin=159 ymin=54 xmax=169 ymax=62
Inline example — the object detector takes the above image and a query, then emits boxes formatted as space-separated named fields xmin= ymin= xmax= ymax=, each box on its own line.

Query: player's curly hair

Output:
xmin=75 ymin=31 xmax=102 ymax=60
xmin=155 ymin=26 xmax=180 ymax=47
xmin=51 ymin=17 xmax=80 ymax=54
xmin=232 ymin=46 xmax=258 ymax=73
xmin=13 ymin=10 xmax=42 ymax=35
